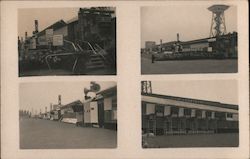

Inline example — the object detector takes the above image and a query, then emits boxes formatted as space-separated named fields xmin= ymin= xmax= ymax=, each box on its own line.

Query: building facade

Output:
xmin=83 ymin=86 xmax=117 ymax=130
xmin=142 ymin=93 xmax=238 ymax=135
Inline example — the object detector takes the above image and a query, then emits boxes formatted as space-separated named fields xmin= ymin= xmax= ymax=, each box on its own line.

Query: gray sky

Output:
xmin=19 ymin=81 xmax=116 ymax=113
xmin=152 ymin=80 xmax=238 ymax=105
xmin=141 ymin=5 xmax=237 ymax=47
xmin=18 ymin=8 xmax=79 ymax=38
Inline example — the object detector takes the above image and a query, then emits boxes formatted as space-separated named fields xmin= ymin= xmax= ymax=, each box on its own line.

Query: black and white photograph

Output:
xmin=19 ymin=81 xmax=117 ymax=149
xmin=18 ymin=7 xmax=116 ymax=76
xmin=141 ymin=80 xmax=239 ymax=148
xmin=141 ymin=5 xmax=238 ymax=74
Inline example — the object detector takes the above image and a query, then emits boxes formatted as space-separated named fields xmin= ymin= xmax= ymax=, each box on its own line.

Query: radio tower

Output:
xmin=141 ymin=81 xmax=152 ymax=94
xmin=208 ymin=5 xmax=229 ymax=37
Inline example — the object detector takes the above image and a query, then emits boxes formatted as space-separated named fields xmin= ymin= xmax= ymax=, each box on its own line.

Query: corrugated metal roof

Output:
xmin=37 ymin=20 xmax=67 ymax=37
xmin=142 ymin=93 xmax=238 ymax=110
xmin=97 ymin=86 xmax=117 ymax=98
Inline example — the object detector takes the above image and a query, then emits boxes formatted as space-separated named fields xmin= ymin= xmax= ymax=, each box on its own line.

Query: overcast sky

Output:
xmin=19 ymin=81 xmax=116 ymax=113
xmin=152 ymin=80 xmax=238 ymax=105
xmin=141 ymin=5 xmax=237 ymax=47
xmin=18 ymin=8 xmax=79 ymax=38
xmin=18 ymin=7 xmax=116 ymax=38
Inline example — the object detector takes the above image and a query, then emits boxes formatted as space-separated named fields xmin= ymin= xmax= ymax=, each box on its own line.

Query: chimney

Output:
xmin=58 ymin=95 xmax=61 ymax=105
xmin=160 ymin=39 xmax=163 ymax=52
xmin=177 ymin=33 xmax=180 ymax=42
xmin=35 ymin=20 xmax=38 ymax=33
xmin=25 ymin=32 xmax=28 ymax=40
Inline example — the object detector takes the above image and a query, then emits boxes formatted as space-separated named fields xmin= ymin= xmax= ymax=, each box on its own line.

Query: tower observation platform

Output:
xmin=208 ymin=5 xmax=230 ymax=37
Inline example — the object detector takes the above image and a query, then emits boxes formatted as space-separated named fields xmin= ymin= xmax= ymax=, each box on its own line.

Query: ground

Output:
xmin=19 ymin=68 xmax=116 ymax=76
xmin=20 ymin=118 xmax=117 ymax=149
xmin=143 ymin=133 xmax=239 ymax=148
xmin=141 ymin=55 xmax=238 ymax=74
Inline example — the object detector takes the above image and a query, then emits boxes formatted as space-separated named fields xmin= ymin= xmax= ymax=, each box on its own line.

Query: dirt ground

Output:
xmin=143 ymin=133 xmax=239 ymax=148
xmin=141 ymin=56 xmax=238 ymax=74
xmin=20 ymin=118 xmax=117 ymax=149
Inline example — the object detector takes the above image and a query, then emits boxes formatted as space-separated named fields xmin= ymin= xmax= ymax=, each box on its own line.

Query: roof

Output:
xmin=60 ymin=100 xmax=83 ymax=112
xmin=97 ymin=86 xmax=117 ymax=98
xmin=67 ymin=16 xmax=78 ymax=24
xmin=79 ymin=8 xmax=115 ymax=15
xmin=37 ymin=20 xmax=67 ymax=37
xmin=208 ymin=5 xmax=230 ymax=12
xmin=142 ymin=93 xmax=238 ymax=110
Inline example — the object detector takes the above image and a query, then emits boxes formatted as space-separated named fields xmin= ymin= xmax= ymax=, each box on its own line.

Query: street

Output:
xmin=20 ymin=118 xmax=117 ymax=149
xmin=141 ymin=56 xmax=238 ymax=74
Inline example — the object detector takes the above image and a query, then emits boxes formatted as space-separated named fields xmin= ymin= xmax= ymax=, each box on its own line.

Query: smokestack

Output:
xmin=25 ymin=32 xmax=28 ymax=40
xmin=177 ymin=33 xmax=180 ymax=42
xmin=58 ymin=95 xmax=61 ymax=105
xmin=35 ymin=20 xmax=38 ymax=33
xmin=160 ymin=39 xmax=163 ymax=52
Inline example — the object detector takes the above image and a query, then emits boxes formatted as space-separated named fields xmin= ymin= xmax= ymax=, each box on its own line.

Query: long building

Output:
xmin=142 ymin=93 xmax=238 ymax=135
xmin=142 ymin=32 xmax=238 ymax=58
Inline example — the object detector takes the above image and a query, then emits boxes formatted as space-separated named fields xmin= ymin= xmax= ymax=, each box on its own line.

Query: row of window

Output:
xmin=142 ymin=102 xmax=237 ymax=120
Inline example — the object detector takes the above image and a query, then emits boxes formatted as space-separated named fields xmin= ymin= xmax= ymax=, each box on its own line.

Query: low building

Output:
xmin=142 ymin=93 xmax=238 ymax=135
xmin=60 ymin=100 xmax=83 ymax=124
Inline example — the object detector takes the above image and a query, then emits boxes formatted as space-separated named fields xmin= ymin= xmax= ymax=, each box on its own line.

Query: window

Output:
xmin=226 ymin=113 xmax=233 ymax=118
xmin=184 ymin=108 xmax=191 ymax=117
xmin=196 ymin=110 xmax=202 ymax=118
xmin=142 ymin=102 xmax=147 ymax=115
xmin=112 ymin=97 xmax=117 ymax=121
xmin=215 ymin=112 xmax=226 ymax=120
xmin=155 ymin=105 xmax=164 ymax=117
xmin=206 ymin=111 xmax=212 ymax=118
xmin=171 ymin=106 xmax=179 ymax=117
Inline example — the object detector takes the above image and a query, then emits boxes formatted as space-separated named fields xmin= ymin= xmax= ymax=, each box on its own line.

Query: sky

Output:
xmin=18 ymin=8 xmax=79 ymax=38
xmin=18 ymin=7 xmax=116 ymax=38
xmin=151 ymin=80 xmax=238 ymax=105
xmin=19 ymin=81 xmax=116 ymax=113
xmin=141 ymin=5 xmax=237 ymax=48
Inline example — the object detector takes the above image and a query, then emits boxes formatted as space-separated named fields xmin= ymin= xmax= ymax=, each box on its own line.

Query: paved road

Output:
xmin=143 ymin=133 xmax=239 ymax=148
xmin=20 ymin=118 xmax=117 ymax=149
xmin=141 ymin=57 xmax=238 ymax=74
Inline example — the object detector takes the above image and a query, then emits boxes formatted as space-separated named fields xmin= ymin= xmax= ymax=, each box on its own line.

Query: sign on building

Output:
xmin=53 ymin=35 xmax=64 ymax=46
xmin=53 ymin=35 xmax=63 ymax=46
xmin=45 ymin=29 xmax=53 ymax=42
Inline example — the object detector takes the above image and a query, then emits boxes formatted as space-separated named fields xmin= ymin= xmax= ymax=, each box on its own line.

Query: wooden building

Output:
xmin=142 ymin=93 xmax=238 ymax=135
